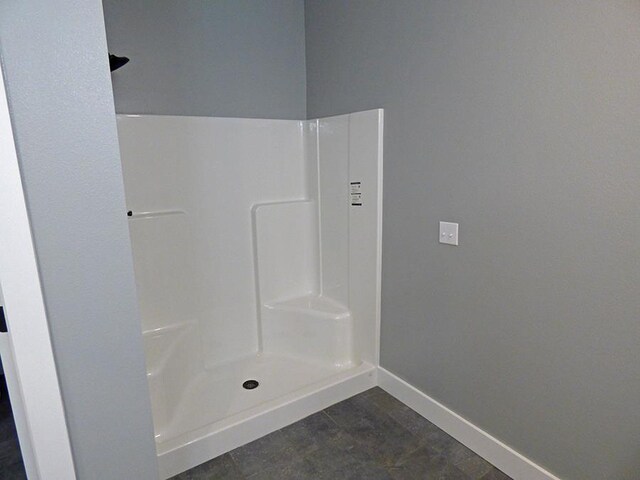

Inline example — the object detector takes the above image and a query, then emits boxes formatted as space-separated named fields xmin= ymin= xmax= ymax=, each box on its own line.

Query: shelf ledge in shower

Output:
xmin=128 ymin=209 xmax=186 ymax=219
xmin=142 ymin=320 xmax=197 ymax=338
xmin=264 ymin=294 xmax=351 ymax=320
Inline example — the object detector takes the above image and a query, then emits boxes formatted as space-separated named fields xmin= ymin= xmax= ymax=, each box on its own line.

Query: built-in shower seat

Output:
xmin=254 ymin=200 xmax=355 ymax=367
xmin=262 ymin=294 xmax=353 ymax=367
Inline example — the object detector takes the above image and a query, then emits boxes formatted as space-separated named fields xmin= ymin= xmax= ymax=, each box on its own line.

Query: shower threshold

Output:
xmin=155 ymin=354 xmax=376 ymax=479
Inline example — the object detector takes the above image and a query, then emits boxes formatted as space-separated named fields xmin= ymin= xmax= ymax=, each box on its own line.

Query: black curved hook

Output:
xmin=109 ymin=54 xmax=130 ymax=72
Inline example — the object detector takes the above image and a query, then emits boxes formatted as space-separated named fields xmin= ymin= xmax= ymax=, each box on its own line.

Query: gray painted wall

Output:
xmin=103 ymin=0 xmax=306 ymax=119
xmin=0 ymin=1 xmax=158 ymax=478
xmin=305 ymin=1 xmax=640 ymax=479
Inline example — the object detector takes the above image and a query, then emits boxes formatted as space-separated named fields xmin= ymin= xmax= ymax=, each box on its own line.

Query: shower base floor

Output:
xmin=160 ymin=353 xmax=350 ymax=443
xmin=156 ymin=353 xmax=376 ymax=479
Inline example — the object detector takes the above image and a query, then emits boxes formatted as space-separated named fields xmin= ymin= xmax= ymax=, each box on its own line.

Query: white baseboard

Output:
xmin=377 ymin=367 xmax=561 ymax=480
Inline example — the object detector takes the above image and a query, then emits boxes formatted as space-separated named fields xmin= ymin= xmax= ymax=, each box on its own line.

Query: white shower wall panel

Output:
xmin=127 ymin=213 xmax=196 ymax=333
xmin=311 ymin=109 xmax=384 ymax=365
xmin=348 ymin=110 xmax=384 ymax=365
xmin=116 ymin=110 xmax=383 ymax=478
xmin=117 ymin=116 xmax=306 ymax=365
xmin=253 ymin=201 xmax=319 ymax=303
xmin=316 ymin=115 xmax=350 ymax=305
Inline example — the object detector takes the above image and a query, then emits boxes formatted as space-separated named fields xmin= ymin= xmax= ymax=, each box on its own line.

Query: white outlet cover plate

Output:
xmin=439 ymin=221 xmax=459 ymax=246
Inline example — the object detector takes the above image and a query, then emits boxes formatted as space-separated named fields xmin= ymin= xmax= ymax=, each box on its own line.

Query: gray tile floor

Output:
xmin=0 ymin=376 xmax=27 ymax=479
xmin=171 ymin=387 xmax=512 ymax=480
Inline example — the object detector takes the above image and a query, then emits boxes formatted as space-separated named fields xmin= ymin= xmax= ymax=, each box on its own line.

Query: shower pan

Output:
xmin=117 ymin=109 xmax=383 ymax=478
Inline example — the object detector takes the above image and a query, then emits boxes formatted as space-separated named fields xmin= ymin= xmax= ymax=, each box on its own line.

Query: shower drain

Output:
xmin=242 ymin=379 xmax=259 ymax=390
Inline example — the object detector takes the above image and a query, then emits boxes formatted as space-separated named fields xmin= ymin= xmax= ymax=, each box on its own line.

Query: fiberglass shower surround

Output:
xmin=116 ymin=109 xmax=383 ymax=478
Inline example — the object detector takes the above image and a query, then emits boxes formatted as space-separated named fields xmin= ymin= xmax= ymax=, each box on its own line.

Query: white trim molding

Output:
xmin=0 ymin=62 xmax=76 ymax=479
xmin=378 ymin=368 xmax=562 ymax=480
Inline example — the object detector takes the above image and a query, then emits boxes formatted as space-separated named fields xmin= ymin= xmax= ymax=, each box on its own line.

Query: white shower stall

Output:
xmin=116 ymin=109 xmax=383 ymax=478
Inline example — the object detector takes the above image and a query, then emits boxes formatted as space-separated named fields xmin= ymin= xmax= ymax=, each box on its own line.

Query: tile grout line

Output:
xmin=320 ymin=408 xmax=340 ymax=427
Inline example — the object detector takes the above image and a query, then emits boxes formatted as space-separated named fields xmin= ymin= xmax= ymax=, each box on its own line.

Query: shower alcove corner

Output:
xmin=117 ymin=109 xmax=383 ymax=478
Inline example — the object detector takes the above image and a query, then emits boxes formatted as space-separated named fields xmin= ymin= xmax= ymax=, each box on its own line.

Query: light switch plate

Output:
xmin=439 ymin=221 xmax=459 ymax=246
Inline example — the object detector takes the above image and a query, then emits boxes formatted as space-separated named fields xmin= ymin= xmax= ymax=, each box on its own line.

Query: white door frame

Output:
xmin=0 ymin=63 xmax=76 ymax=478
